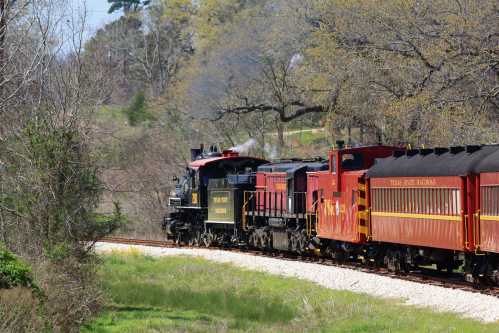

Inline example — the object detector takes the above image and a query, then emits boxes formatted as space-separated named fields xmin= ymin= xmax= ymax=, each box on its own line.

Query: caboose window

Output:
xmin=341 ymin=153 xmax=364 ymax=171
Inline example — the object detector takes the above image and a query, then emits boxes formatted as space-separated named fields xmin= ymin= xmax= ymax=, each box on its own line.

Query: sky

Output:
xmin=81 ymin=0 xmax=122 ymax=32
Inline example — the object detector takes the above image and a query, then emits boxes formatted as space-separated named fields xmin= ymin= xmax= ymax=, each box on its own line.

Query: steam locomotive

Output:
xmin=162 ymin=142 xmax=499 ymax=284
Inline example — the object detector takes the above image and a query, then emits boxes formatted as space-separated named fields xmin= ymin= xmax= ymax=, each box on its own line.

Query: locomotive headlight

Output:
xmin=170 ymin=190 xmax=176 ymax=197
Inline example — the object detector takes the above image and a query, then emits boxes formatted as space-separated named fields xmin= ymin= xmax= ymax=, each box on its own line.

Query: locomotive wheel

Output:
xmin=201 ymin=232 xmax=213 ymax=248
xmin=188 ymin=231 xmax=201 ymax=247
xmin=175 ymin=232 xmax=182 ymax=245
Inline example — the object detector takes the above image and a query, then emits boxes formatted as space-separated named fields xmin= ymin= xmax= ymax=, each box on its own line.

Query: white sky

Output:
xmin=76 ymin=0 xmax=123 ymax=32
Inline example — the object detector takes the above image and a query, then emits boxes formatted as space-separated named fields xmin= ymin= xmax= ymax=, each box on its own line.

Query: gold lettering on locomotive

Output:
xmin=215 ymin=208 xmax=227 ymax=214
xmin=213 ymin=196 xmax=228 ymax=204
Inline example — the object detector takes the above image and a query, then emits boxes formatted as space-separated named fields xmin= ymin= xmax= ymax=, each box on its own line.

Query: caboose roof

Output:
xmin=367 ymin=144 xmax=499 ymax=178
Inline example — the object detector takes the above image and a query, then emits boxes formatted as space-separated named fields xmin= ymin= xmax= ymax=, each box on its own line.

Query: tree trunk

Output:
xmin=0 ymin=0 xmax=7 ymax=92
xmin=276 ymin=120 xmax=284 ymax=157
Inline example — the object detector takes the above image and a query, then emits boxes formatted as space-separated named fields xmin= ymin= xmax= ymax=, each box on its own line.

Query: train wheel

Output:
xmin=175 ymin=232 xmax=182 ymax=245
xmin=385 ymin=249 xmax=408 ymax=273
xmin=201 ymin=232 xmax=213 ymax=248
xmin=188 ymin=231 xmax=200 ymax=247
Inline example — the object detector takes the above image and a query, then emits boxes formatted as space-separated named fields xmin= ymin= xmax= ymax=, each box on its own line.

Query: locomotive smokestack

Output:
xmin=190 ymin=143 xmax=204 ymax=161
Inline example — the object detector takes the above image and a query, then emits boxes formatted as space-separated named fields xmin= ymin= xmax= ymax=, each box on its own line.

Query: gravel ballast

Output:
xmin=95 ymin=242 xmax=499 ymax=323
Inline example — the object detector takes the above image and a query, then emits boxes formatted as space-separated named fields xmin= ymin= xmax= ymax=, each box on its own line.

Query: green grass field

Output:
xmin=82 ymin=252 xmax=499 ymax=333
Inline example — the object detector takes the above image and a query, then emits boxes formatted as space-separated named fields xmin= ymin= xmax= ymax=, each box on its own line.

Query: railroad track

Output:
xmin=98 ymin=236 xmax=499 ymax=298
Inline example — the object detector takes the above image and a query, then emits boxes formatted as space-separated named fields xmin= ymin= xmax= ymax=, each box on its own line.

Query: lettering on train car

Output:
xmin=275 ymin=183 xmax=286 ymax=191
xmin=389 ymin=178 xmax=437 ymax=187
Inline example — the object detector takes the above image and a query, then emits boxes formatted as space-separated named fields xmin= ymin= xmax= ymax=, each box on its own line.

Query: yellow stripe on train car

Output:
xmin=480 ymin=215 xmax=499 ymax=221
xmin=371 ymin=211 xmax=461 ymax=221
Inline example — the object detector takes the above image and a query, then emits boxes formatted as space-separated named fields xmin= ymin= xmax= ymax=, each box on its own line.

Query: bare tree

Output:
xmin=0 ymin=1 xmax=121 ymax=331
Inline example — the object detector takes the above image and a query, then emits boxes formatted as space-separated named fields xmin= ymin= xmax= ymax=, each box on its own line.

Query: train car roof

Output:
xmin=257 ymin=160 xmax=328 ymax=178
xmin=367 ymin=145 xmax=499 ymax=178
xmin=475 ymin=148 xmax=499 ymax=173
xmin=189 ymin=155 xmax=267 ymax=170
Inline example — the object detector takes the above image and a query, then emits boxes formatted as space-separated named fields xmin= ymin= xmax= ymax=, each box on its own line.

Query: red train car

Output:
xmin=475 ymin=148 xmax=499 ymax=254
xmin=254 ymin=160 xmax=328 ymax=216
xmin=307 ymin=145 xmax=400 ymax=251
xmin=242 ymin=159 xmax=328 ymax=251
xmin=366 ymin=145 xmax=499 ymax=271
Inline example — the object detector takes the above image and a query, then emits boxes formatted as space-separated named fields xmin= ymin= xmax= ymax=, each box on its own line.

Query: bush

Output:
xmin=124 ymin=91 xmax=155 ymax=126
xmin=0 ymin=119 xmax=124 ymax=332
xmin=0 ymin=244 xmax=35 ymax=290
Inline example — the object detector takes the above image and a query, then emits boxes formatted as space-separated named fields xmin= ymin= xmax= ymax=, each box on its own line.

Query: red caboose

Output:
xmin=307 ymin=144 xmax=400 ymax=253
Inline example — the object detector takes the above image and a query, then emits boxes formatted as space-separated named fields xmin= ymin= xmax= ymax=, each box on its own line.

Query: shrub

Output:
xmin=124 ymin=91 xmax=155 ymax=126
xmin=0 ymin=244 xmax=35 ymax=290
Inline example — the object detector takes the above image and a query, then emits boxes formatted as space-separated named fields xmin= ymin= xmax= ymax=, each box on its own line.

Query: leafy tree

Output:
xmin=125 ymin=91 xmax=155 ymax=126
xmin=87 ymin=0 xmax=193 ymax=101
xmin=305 ymin=0 xmax=499 ymax=146
xmin=184 ymin=0 xmax=332 ymax=154
xmin=108 ymin=0 xmax=151 ymax=14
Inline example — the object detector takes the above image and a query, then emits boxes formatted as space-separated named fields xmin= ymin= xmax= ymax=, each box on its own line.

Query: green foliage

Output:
xmin=108 ymin=0 xmax=151 ymax=14
xmin=83 ymin=253 xmax=499 ymax=333
xmin=124 ymin=91 xmax=155 ymax=126
xmin=1 ymin=118 xmax=122 ymax=260
xmin=0 ymin=245 xmax=35 ymax=290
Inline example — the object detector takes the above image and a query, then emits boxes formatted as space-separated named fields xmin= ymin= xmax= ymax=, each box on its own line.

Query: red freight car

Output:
xmin=308 ymin=145 xmax=400 ymax=248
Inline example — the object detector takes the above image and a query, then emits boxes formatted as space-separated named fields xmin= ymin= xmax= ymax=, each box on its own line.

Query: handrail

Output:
xmin=241 ymin=192 xmax=254 ymax=231
xmin=464 ymin=214 xmax=469 ymax=248
xmin=242 ymin=190 xmax=307 ymax=217
xmin=473 ymin=210 xmax=481 ymax=252
xmin=306 ymin=198 xmax=319 ymax=236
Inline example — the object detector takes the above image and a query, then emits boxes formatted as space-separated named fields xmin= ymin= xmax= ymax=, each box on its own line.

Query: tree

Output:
xmin=0 ymin=0 xmax=123 ymax=330
xmin=108 ymin=0 xmax=151 ymax=14
xmin=306 ymin=0 xmax=499 ymax=146
xmin=87 ymin=0 xmax=193 ymax=101
xmin=183 ymin=0 xmax=337 ymax=155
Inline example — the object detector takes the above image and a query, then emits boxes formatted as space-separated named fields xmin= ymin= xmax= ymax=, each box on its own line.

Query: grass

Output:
xmin=82 ymin=252 xmax=499 ymax=333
